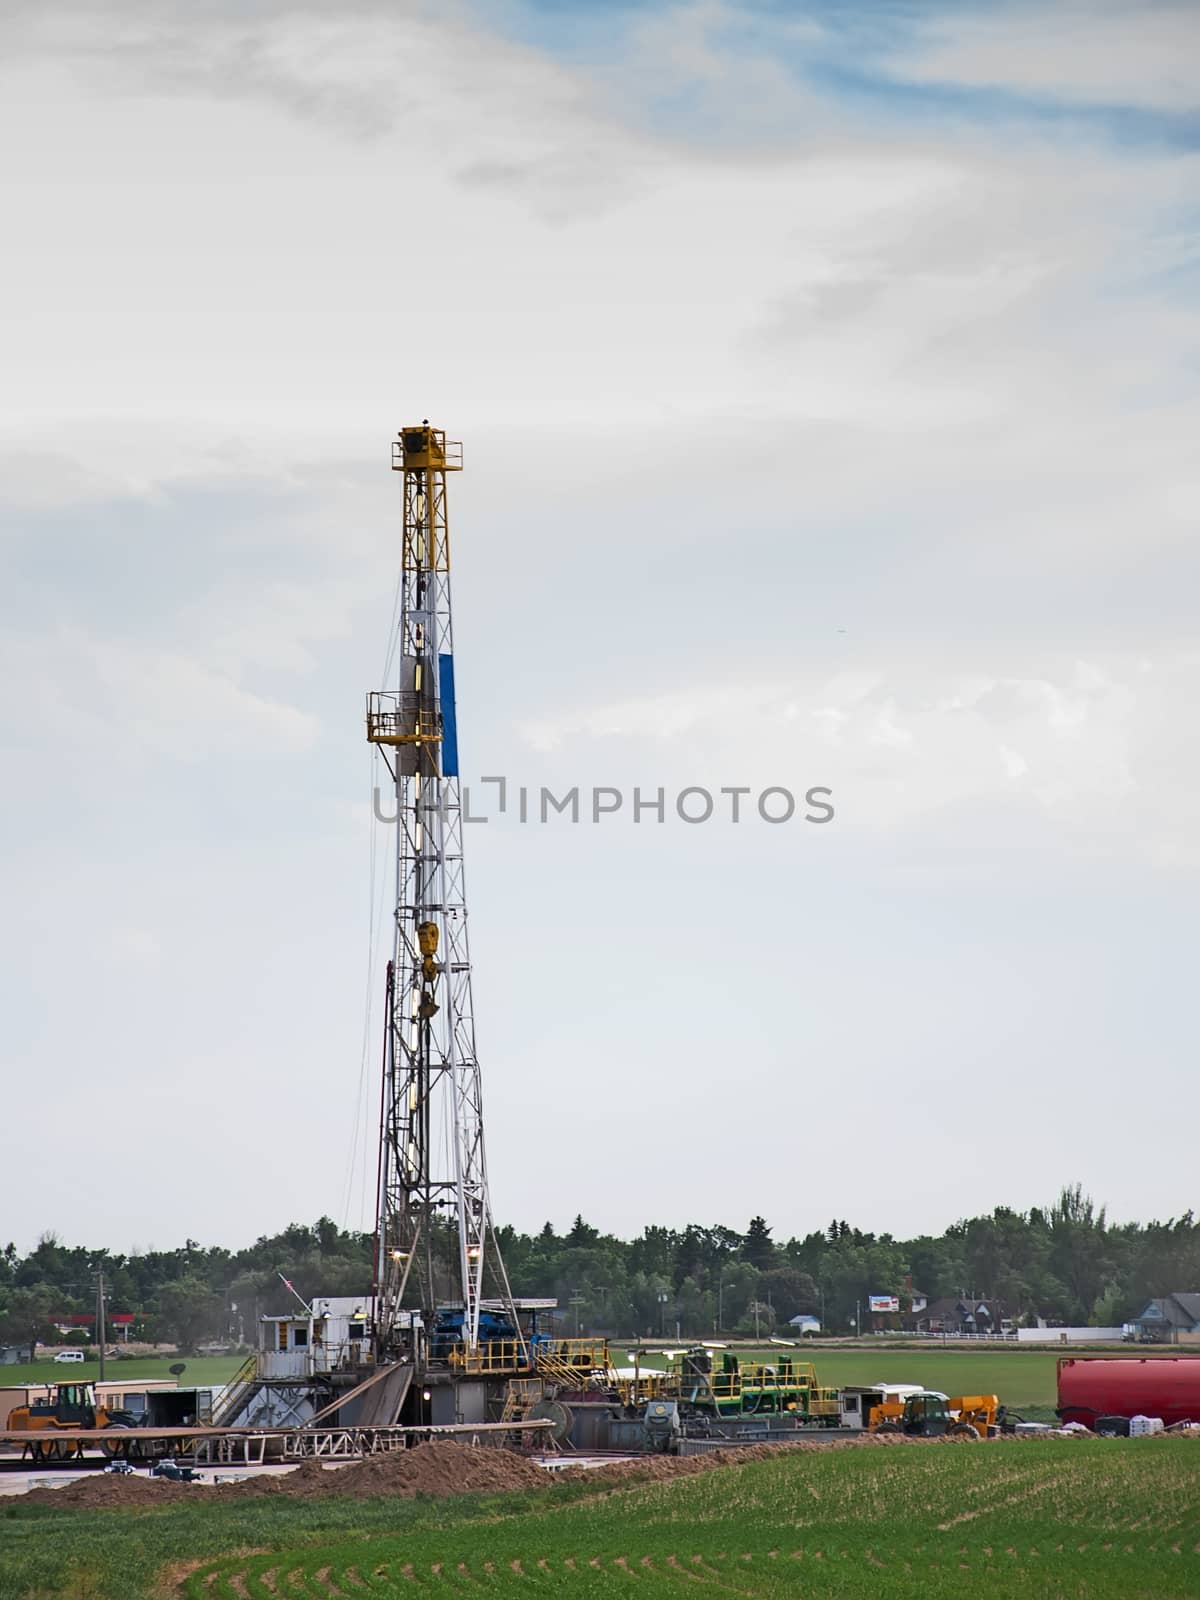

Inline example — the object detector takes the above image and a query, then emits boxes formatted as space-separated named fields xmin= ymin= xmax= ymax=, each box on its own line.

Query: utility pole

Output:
xmin=97 ymin=1268 xmax=106 ymax=1384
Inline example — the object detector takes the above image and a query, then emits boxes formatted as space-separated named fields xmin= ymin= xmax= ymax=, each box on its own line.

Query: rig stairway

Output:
xmin=500 ymin=1378 xmax=545 ymax=1424
xmin=533 ymin=1351 xmax=588 ymax=1390
xmin=210 ymin=1353 xmax=260 ymax=1427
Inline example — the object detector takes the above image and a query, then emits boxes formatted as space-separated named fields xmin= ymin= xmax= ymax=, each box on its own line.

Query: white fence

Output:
xmin=880 ymin=1330 xmax=1018 ymax=1341
xmin=1015 ymin=1327 xmax=1126 ymax=1344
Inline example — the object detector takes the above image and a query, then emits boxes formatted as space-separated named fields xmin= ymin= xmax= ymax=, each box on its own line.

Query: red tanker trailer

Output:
xmin=1058 ymin=1357 xmax=1200 ymax=1428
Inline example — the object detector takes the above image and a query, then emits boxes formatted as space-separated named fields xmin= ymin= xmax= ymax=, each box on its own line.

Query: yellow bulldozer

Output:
xmin=869 ymin=1391 xmax=1001 ymax=1439
xmin=8 ymin=1382 xmax=140 ymax=1461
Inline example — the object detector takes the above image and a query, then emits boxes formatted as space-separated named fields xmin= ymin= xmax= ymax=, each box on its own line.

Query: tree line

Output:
xmin=2 ymin=1186 xmax=1197 ymax=1354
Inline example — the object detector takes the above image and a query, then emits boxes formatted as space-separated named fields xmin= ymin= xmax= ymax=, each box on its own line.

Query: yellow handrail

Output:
xmin=210 ymin=1353 xmax=258 ymax=1425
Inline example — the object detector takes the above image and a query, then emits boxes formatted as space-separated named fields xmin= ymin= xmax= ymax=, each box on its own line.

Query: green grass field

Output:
xmin=3 ymin=1439 xmax=1199 ymax=1598
xmin=781 ymin=1348 xmax=1064 ymax=1409
xmin=0 ymin=1355 xmax=243 ymax=1388
xmin=626 ymin=1345 xmax=1066 ymax=1409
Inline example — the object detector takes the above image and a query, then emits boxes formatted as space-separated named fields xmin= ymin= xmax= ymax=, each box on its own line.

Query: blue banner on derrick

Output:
xmin=438 ymin=654 xmax=459 ymax=776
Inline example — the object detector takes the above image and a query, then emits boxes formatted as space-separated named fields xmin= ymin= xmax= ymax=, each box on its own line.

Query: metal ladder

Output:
xmin=500 ymin=1378 xmax=544 ymax=1423
xmin=210 ymin=1353 xmax=259 ymax=1426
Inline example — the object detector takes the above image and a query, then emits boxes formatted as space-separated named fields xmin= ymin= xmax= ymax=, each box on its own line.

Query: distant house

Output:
xmin=913 ymin=1296 xmax=1013 ymax=1336
xmin=1128 ymin=1294 xmax=1200 ymax=1344
xmin=864 ymin=1278 xmax=931 ymax=1332
xmin=787 ymin=1314 xmax=821 ymax=1336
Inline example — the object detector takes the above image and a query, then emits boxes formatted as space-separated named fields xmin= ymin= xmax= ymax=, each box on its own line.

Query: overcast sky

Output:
xmin=2 ymin=0 xmax=1198 ymax=1257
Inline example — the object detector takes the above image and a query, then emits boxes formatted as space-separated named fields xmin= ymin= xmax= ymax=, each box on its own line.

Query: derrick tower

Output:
xmin=367 ymin=422 xmax=515 ymax=1356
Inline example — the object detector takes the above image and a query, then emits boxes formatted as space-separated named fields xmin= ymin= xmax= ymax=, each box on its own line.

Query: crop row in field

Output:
xmin=5 ymin=1437 xmax=1193 ymax=1599
xmin=187 ymin=1538 xmax=1200 ymax=1599
xmin=180 ymin=1442 xmax=1200 ymax=1599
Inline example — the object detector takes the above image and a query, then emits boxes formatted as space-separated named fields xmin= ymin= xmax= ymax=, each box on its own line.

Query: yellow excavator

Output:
xmin=869 ymin=1392 xmax=1001 ymax=1439
xmin=8 ymin=1382 xmax=139 ymax=1461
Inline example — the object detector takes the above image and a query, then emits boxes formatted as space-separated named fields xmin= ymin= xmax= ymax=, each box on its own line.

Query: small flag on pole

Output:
xmin=277 ymin=1272 xmax=312 ymax=1314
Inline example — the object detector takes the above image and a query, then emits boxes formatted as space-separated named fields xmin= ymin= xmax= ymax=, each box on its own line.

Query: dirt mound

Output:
xmin=332 ymin=1440 xmax=549 ymax=1497
xmin=22 ymin=1475 xmax=201 ymax=1509
xmin=15 ymin=1433 xmax=998 ymax=1511
xmin=18 ymin=1443 xmax=548 ymax=1510
xmin=221 ymin=1441 xmax=550 ymax=1501
xmin=16 ymin=1444 xmax=548 ymax=1511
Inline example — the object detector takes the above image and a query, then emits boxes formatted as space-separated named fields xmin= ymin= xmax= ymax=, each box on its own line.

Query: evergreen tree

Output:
xmin=743 ymin=1216 xmax=776 ymax=1271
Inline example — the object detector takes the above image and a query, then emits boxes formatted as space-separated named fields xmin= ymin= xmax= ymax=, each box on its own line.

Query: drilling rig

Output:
xmin=366 ymin=422 xmax=521 ymax=1366
xmin=355 ymin=423 xmax=608 ymax=1434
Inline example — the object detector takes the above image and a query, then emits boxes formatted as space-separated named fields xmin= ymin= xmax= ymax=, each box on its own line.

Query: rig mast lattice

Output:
xmin=367 ymin=422 xmax=515 ymax=1355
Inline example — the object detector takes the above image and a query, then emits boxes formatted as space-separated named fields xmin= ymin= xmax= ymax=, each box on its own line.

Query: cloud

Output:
xmin=0 ymin=434 xmax=307 ymax=514
xmin=517 ymin=650 xmax=1200 ymax=864
xmin=0 ymin=628 xmax=319 ymax=760
xmin=9 ymin=0 xmax=610 ymax=172
xmin=888 ymin=2 xmax=1200 ymax=115
xmin=0 ymin=0 xmax=1195 ymax=477
xmin=103 ymin=925 xmax=164 ymax=969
